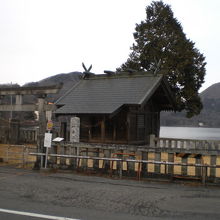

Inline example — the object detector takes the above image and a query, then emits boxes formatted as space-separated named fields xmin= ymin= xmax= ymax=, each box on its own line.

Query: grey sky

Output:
xmin=0 ymin=0 xmax=219 ymax=91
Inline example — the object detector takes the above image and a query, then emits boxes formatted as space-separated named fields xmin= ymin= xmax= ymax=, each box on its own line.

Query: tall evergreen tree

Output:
xmin=119 ymin=1 xmax=206 ymax=117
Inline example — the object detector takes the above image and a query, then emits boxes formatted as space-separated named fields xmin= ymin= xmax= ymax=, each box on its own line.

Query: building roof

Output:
xmin=55 ymin=71 xmax=176 ymax=115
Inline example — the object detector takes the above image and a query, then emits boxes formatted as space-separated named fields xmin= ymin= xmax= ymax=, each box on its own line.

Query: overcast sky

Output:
xmin=0 ymin=0 xmax=219 ymax=91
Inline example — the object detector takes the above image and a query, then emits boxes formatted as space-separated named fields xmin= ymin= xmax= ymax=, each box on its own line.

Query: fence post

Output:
xmin=202 ymin=165 xmax=207 ymax=185
xmin=210 ymin=155 xmax=216 ymax=182
xmin=22 ymin=145 xmax=25 ymax=168
xmin=119 ymin=160 xmax=123 ymax=179
xmin=195 ymin=157 xmax=202 ymax=177
xmin=141 ymin=151 xmax=148 ymax=177
xmin=6 ymin=145 xmax=11 ymax=163
xmin=181 ymin=157 xmax=188 ymax=176
xmin=168 ymin=153 xmax=174 ymax=176
xmin=150 ymin=134 xmax=156 ymax=147
xmin=93 ymin=148 xmax=99 ymax=170
xmin=103 ymin=149 xmax=111 ymax=172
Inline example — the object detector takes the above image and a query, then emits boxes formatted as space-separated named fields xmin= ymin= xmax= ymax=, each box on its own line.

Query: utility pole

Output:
xmin=37 ymin=95 xmax=47 ymax=168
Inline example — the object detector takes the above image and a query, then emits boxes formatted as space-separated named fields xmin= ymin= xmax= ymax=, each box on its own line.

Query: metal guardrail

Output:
xmin=29 ymin=152 xmax=218 ymax=185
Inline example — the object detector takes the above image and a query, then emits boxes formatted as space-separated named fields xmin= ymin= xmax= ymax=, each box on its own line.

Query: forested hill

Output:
xmin=24 ymin=71 xmax=82 ymax=102
xmin=200 ymin=82 xmax=220 ymax=99
xmin=161 ymin=82 xmax=220 ymax=128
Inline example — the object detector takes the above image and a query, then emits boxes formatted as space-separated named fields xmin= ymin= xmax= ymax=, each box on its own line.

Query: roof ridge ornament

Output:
xmin=82 ymin=62 xmax=92 ymax=73
xmin=82 ymin=62 xmax=94 ymax=79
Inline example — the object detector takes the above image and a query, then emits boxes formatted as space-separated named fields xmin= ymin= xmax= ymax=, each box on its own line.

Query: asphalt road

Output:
xmin=1 ymin=166 xmax=220 ymax=220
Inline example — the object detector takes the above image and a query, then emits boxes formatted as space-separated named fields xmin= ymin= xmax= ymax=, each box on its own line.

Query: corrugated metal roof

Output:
xmin=55 ymin=72 xmax=164 ymax=114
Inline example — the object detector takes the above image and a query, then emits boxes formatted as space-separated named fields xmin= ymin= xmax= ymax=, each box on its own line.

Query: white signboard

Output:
xmin=44 ymin=133 xmax=52 ymax=148
xmin=53 ymin=137 xmax=64 ymax=142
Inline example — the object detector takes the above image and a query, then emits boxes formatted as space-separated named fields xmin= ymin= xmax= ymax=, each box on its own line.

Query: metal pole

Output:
xmin=10 ymin=82 xmax=13 ymax=119
xmin=44 ymin=147 xmax=49 ymax=168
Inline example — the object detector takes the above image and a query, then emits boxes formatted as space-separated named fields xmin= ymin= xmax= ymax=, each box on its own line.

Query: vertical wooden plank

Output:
xmin=187 ymin=157 xmax=195 ymax=176
xmin=161 ymin=152 xmax=168 ymax=174
xmin=148 ymin=152 xmax=155 ymax=173
xmin=87 ymin=149 xmax=93 ymax=168
xmin=203 ymin=156 xmax=210 ymax=176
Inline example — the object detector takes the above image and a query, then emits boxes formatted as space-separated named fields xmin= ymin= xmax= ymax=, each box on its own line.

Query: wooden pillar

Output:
xmin=127 ymin=113 xmax=130 ymax=143
xmin=113 ymin=121 xmax=116 ymax=142
xmin=37 ymin=96 xmax=47 ymax=168
xmin=101 ymin=116 xmax=105 ymax=142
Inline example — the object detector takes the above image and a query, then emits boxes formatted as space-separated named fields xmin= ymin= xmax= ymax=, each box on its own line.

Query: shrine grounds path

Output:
xmin=0 ymin=166 xmax=220 ymax=220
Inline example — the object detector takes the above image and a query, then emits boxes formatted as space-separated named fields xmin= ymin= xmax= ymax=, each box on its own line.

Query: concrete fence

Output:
xmin=150 ymin=135 xmax=220 ymax=155
xmin=28 ymin=140 xmax=220 ymax=184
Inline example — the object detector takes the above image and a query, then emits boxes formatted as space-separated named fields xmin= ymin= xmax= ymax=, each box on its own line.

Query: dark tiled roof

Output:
xmin=55 ymin=72 xmax=168 ymax=114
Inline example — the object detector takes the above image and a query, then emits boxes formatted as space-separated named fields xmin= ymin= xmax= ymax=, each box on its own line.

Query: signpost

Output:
xmin=46 ymin=120 xmax=53 ymax=131
xmin=44 ymin=132 xmax=52 ymax=168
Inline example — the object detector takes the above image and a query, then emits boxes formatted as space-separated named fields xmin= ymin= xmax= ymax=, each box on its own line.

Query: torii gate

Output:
xmin=0 ymin=84 xmax=62 ymax=167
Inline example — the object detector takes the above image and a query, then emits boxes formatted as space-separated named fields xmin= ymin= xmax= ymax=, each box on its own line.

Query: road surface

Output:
xmin=0 ymin=166 xmax=220 ymax=219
